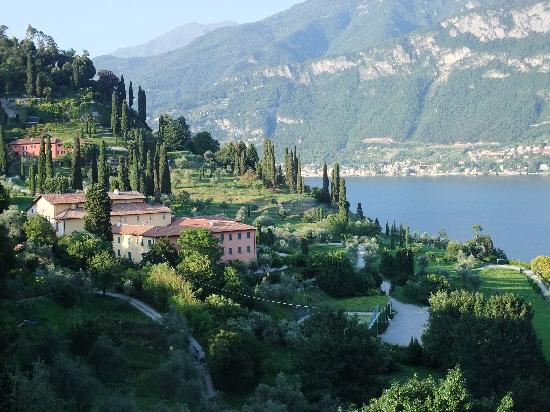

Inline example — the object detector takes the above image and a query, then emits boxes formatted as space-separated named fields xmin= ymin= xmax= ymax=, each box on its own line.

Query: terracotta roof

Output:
xmin=54 ymin=203 xmax=171 ymax=220
xmin=10 ymin=138 xmax=63 ymax=145
xmin=112 ymin=224 xmax=155 ymax=236
xmin=33 ymin=191 xmax=146 ymax=206
xmin=140 ymin=217 xmax=256 ymax=238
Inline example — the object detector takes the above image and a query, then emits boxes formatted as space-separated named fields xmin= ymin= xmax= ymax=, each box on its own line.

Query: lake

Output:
xmin=306 ymin=176 xmax=550 ymax=262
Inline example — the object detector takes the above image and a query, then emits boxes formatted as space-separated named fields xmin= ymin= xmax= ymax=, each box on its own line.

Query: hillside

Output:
xmin=94 ymin=0 xmax=550 ymax=162
xmin=106 ymin=21 xmax=238 ymax=58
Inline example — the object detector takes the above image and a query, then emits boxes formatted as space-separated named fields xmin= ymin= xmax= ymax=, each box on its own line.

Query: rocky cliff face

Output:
xmin=94 ymin=0 xmax=550 ymax=161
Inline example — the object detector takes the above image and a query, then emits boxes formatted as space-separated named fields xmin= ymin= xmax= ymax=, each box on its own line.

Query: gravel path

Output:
xmin=96 ymin=292 xmax=216 ymax=398
xmin=379 ymin=281 xmax=429 ymax=346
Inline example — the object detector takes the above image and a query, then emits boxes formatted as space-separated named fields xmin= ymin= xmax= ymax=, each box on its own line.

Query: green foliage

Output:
xmin=88 ymin=249 xmax=121 ymax=293
xmin=23 ymin=214 xmax=56 ymax=246
xmin=404 ymin=273 xmax=451 ymax=304
xmin=177 ymin=228 xmax=222 ymax=264
xmin=143 ymin=263 xmax=193 ymax=311
xmin=242 ymin=373 xmax=310 ymax=412
xmin=142 ymin=237 xmax=179 ymax=267
xmin=423 ymin=290 xmax=547 ymax=402
xmin=531 ymin=255 xmax=550 ymax=281
xmin=84 ymin=183 xmax=112 ymax=242
xmin=43 ymin=175 xmax=71 ymax=193
xmin=297 ymin=307 xmax=390 ymax=404
xmin=58 ymin=231 xmax=112 ymax=269
xmin=310 ymin=251 xmax=357 ymax=298
xmin=98 ymin=140 xmax=109 ymax=191
xmin=71 ymin=135 xmax=82 ymax=190
xmin=0 ymin=125 xmax=7 ymax=175
xmin=0 ymin=181 xmax=9 ymax=212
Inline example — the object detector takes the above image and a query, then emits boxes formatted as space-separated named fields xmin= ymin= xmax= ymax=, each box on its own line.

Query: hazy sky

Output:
xmin=3 ymin=0 xmax=303 ymax=57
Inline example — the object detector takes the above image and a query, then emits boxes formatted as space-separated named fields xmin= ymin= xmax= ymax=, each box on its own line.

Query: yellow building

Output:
xmin=27 ymin=190 xmax=171 ymax=237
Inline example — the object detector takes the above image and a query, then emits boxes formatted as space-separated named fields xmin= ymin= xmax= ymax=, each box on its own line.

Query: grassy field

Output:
xmin=296 ymin=288 xmax=390 ymax=313
xmin=477 ymin=267 xmax=550 ymax=359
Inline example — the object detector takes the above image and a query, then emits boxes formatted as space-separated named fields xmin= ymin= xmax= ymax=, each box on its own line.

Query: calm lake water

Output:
xmin=307 ymin=176 xmax=550 ymax=262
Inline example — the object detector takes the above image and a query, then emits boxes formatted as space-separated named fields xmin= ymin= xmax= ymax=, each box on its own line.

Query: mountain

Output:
xmin=106 ymin=21 xmax=238 ymax=58
xmin=93 ymin=0 xmax=550 ymax=162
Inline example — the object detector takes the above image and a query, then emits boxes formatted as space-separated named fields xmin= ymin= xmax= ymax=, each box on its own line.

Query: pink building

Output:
xmin=112 ymin=216 xmax=257 ymax=263
xmin=10 ymin=137 xmax=68 ymax=159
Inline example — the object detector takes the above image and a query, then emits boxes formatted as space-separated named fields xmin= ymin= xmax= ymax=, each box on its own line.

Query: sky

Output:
xmin=3 ymin=0 xmax=303 ymax=57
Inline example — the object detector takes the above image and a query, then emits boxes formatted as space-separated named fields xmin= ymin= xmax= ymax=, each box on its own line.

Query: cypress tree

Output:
xmin=322 ymin=162 xmax=330 ymax=202
xmin=137 ymin=86 xmax=146 ymax=125
xmin=35 ymin=72 xmax=43 ymax=97
xmin=118 ymin=75 xmax=126 ymax=103
xmin=45 ymin=136 xmax=54 ymax=179
xmin=385 ymin=222 xmax=390 ymax=236
xmin=120 ymin=100 xmax=129 ymax=140
xmin=25 ymin=53 xmax=35 ymax=95
xmin=0 ymin=125 xmax=7 ymax=175
xmin=84 ymin=184 xmax=113 ymax=242
xmin=28 ymin=159 xmax=36 ymax=195
xmin=269 ymin=142 xmax=276 ymax=187
xmin=19 ymin=156 xmax=25 ymax=180
xmin=111 ymin=91 xmax=119 ymax=137
xmin=117 ymin=156 xmax=130 ymax=191
xmin=145 ymin=149 xmax=154 ymax=196
xmin=128 ymin=81 xmax=134 ymax=107
xmin=159 ymin=145 xmax=171 ymax=195
xmin=37 ymin=136 xmax=46 ymax=193
xmin=71 ymin=135 xmax=83 ymax=190
xmin=90 ymin=145 xmax=98 ymax=184
xmin=154 ymin=141 xmax=160 ymax=195
xmin=296 ymin=158 xmax=303 ymax=194
xmin=98 ymin=140 xmax=109 ymax=190
xmin=129 ymin=146 xmax=139 ymax=192
xmin=284 ymin=148 xmax=292 ymax=189
xmin=357 ymin=203 xmax=364 ymax=219
xmin=338 ymin=177 xmax=348 ymax=219
xmin=331 ymin=163 xmax=340 ymax=204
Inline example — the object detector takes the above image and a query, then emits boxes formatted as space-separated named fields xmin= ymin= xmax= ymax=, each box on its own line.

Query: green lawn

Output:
xmin=296 ymin=288 xmax=389 ymax=312
xmin=477 ymin=267 xmax=550 ymax=359
xmin=10 ymin=194 xmax=34 ymax=211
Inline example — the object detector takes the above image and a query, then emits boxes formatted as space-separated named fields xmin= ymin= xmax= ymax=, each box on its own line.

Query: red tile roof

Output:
xmin=33 ymin=191 xmax=146 ymax=206
xmin=138 ymin=217 xmax=256 ymax=238
xmin=10 ymin=138 xmax=63 ymax=146
xmin=55 ymin=203 xmax=171 ymax=220
xmin=112 ymin=224 xmax=155 ymax=236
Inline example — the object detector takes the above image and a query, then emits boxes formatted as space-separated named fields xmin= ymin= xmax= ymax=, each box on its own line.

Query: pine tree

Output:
xmin=28 ymin=159 xmax=36 ymax=195
xmin=322 ymin=162 xmax=330 ymax=202
xmin=110 ymin=91 xmax=119 ymax=137
xmin=145 ymin=149 xmax=155 ymax=196
xmin=45 ymin=135 xmax=54 ymax=179
xmin=0 ymin=125 xmax=7 ymax=175
xmin=159 ymin=144 xmax=171 ymax=195
xmin=120 ymin=99 xmax=129 ymax=140
xmin=338 ymin=177 xmax=348 ymax=219
xmin=117 ymin=156 xmax=131 ymax=191
xmin=25 ymin=53 xmax=35 ymax=95
xmin=129 ymin=146 xmax=139 ymax=192
xmin=84 ymin=184 xmax=113 ymax=242
xmin=98 ymin=140 xmax=109 ymax=190
xmin=71 ymin=135 xmax=83 ymax=190
xmin=90 ymin=145 xmax=98 ymax=184
xmin=37 ymin=136 xmax=46 ymax=193
xmin=128 ymin=81 xmax=134 ymax=107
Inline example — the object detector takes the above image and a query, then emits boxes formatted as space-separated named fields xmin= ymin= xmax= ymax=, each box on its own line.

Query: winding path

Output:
xmin=96 ymin=291 xmax=216 ymax=398
xmin=379 ymin=281 xmax=429 ymax=346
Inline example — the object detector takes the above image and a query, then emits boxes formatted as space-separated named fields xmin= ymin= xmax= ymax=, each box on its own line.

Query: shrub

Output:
xmin=23 ymin=215 xmax=56 ymax=246
xmin=302 ymin=207 xmax=323 ymax=223
xmin=404 ymin=273 xmax=451 ymax=304
xmin=143 ymin=263 xmax=185 ymax=311
xmin=531 ymin=256 xmax=550 ymax=281
xmin=404 ymin=337 xmax=423 ymax=365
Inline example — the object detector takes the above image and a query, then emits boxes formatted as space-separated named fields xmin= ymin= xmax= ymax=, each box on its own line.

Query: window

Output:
xmin=229 ymin=248 xmax=233 ymax=255
xmin=220 ymin=234 xmax=224 ymax=242
xmin=140 ymin=239 xmax=144 ymax=246
xmin=128 ymin=252 xmax=132 ymax=260
xmin=128 ymin=237 xmax=131 ymax=245
xmin=238 ymin=232 xmax=242 ymax=240
xmin=148 ymin=239 xmax=152 ymax=246
xmin=228 ymin=234 xmax=233 ymax=241
xmin=117 ymin=236 xmax=121 ymax=244
xmin=238 ymin=247 xmax=242 ymax=254
xmin=247 ymin=246 xmax=251 ymax=253
xmin=137 ymin=215 xmax=140 ymax=222
xmin=117 ymin=249 xmax=121 ymax=257
xmin=247 ymin=232 xmax=251 ymax=239
xmin=163 ymin=214 xmax=166 ymax=220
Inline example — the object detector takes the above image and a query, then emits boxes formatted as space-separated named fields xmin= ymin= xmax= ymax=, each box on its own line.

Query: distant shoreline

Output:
xmin=304 ymin=172 xmax=550 ymax=178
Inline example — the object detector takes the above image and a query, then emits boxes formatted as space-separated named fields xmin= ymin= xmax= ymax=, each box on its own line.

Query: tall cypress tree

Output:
xmin=25 ymin=53 xmax=35 ymax=96
xmin=296 ymin=158 xmax=303 ymax=194
xmin=118 ymin=75 xmax=126 ymax=103
xmin=84 ymin=184 xmax=112 ymax=242
xmin=45 ymin=135 xmax=54 ymax=179
xmin=357 ymin=203 xmax=364 ymax=219
xmin=28 ymin=159 xmax=36 ymax=195
xmin=37 ymin=136 xmax=46 ymax=193
xmin=338 ymin=177 xmax=348 ymax=219
xmin=117 ymin=156 xmax=130 ymax=191
xmin=0 ymin=125 xmax=7 ymax=175
xmin=110 ymin=91 xmax=119 ymax=137
xmin=331 ymin=163 xmax=340 ymax=204
xmin=137 ymin=86 xmax=146 ymax=125
xmin=71 ymin=135 xmax=83 ymax=190
xmin=154 ymin=141 xmax=160 ymax=195
xmin=19 ymin=156 xmax=25 ymax=180
xmin=322 ymin=162 xmax=330 ymax=202
xmin=145 ymin=149 xmax=154 ymax=196
xmin=159 ymin=145 xmax=171 ymax=195
xmin=128 ymin=81 xmax=134 ymax=108
xmin=120 ymin=99 xmax=129 ymax=140
xmin=90 ymin=144 xmax=98 ymax=184
xmin=129 ymin=146 xmax=139 ymax=192
xmin=98 ymin=140 xmax=109 ymax=190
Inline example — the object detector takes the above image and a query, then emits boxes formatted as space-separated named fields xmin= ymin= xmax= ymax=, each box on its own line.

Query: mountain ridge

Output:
xmin=93 ymin=0 xmax=550 ymax=162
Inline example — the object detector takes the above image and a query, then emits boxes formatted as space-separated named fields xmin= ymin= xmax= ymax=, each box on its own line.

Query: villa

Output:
xmin=27 ymin=190 xmax=256 ymax=264
xmin=10 ymin=137 xmax=69 ymax=159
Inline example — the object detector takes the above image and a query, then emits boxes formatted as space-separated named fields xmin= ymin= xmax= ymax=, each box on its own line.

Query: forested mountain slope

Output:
xmin=94 ymin=0 xmax=550 ymax=161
